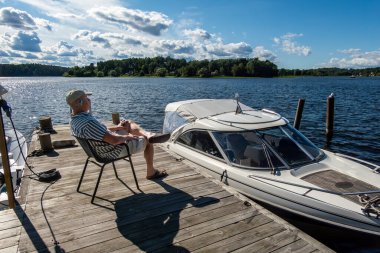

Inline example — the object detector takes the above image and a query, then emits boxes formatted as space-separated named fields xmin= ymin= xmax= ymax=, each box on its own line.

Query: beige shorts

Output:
xmin=114 ymin=129 xmax=147 ymax=155
xmin=119 ymin=136 xmax=147 ymax=156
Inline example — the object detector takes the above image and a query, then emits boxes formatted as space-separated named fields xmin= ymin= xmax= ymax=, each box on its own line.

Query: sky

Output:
xmin=0 ymin=0 xmax=379 ymax=69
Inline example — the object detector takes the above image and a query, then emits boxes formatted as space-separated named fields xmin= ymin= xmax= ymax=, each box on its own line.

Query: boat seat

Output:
xmin=74 ymin=136 xmax=139 ymax=204
xmin=226 ymin=134 xmax=248 ymax=164
xmin=244 ymin=145 xmax=267 ymax=167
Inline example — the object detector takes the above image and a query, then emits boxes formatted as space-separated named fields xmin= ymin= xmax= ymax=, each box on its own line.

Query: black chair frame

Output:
xmin=75 ymin=136 xmax=139 ymax=203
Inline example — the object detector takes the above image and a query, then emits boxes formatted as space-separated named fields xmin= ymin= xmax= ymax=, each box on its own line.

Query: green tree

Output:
xmin=155 ymin=67 xmax=167 ymax=77
xmin=197 ymin=67 xmax=211 ymax=78
xmin=108 ymin=70 xmax=118 ymax=77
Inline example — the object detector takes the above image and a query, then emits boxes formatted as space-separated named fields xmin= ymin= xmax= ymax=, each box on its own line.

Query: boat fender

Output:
xmin=38 ymin=169 xmax=61 ymax=182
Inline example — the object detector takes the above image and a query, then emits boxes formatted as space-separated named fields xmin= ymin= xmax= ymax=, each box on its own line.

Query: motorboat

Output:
xmin=163 ymin=98 xmax=380 ymax=236
xmin=0 ymin=129 xmax=27 ymax=208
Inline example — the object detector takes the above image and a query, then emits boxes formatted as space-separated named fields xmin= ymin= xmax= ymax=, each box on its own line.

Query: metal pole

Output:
xmin=293 ymin=98 xmax=305 ymax=130
xmin=0 ymin=107 xmax=16 ymax=208
xmin=326 ymin=93 xmax=335 ymax=145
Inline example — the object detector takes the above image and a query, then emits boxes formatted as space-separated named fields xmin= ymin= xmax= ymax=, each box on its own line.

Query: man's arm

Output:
xmin=107 ymin=120 xmax=129 ymax=132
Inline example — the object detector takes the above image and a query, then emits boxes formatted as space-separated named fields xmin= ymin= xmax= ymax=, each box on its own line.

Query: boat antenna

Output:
xmin=234 ymin=93 xmax=243 ymax=114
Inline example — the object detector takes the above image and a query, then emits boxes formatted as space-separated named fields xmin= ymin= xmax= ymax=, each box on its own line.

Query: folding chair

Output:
xmin=74 ymin=136 xmax=139 ymax=203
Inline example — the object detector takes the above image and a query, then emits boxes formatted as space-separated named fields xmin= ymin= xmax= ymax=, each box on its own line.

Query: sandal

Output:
xmin=146 ymin=169 xmax=168 ymax=180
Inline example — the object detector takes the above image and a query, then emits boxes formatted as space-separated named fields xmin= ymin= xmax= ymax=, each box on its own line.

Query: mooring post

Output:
xmin=293 ymin=98 xmax=305 ymax=130
xmin=112 ymin=112 xmax=120 ymax=125
xmin=39 ymin=116 xmax=53 ymax=132
xmin=39 ymin=133 xmax=53 ymax=151
xmin=326 ymin=93 xmax=335 ymax=146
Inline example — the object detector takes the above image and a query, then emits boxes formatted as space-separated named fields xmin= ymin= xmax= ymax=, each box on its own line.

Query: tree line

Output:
xmin=278 ymin=67 xmax=380 ymax=77
xmin=1 ymin=59 xmax=380 ymax=77
xmin=0 ymin=63 xmax=67 ymax=76
xmin=64 ymin=57 xmax=279 ymax=78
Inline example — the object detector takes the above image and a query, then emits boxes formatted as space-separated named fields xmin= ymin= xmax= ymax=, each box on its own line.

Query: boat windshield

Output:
xmin=212 ymin=131 xmax=284 ymax=169
xmin=212 ymin=124 xmax=323 ymax=169
xmin=257 ymin=124 xmax=324 ymax=167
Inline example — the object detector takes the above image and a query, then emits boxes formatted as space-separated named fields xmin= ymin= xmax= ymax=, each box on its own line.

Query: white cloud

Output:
xmin=0 ymin=7 xmax=53 ymax=31
xmin=324 ymin=49 xmax=380 ymax=68
xmin=72 ymin=30 xmax=145 ymax=49
xmin=34 ymin=18 xmax=53 ymax=31
xmin=253 ymin=46 xmax=277 ymax=62
xmin=6 ymin=31 xmax=42 ymax=52
xmin=206 ymin=41 xmax=252 ymax=58
xmin=0 ymin=7 xmax=37 ymax=30
xmin=73 ymin=30 xmax=111 ymax=48
xmin=337 ymin=48 xmax=361 ymax=54
xmin=274 ymin=33 xmax=311 ymax=56
xmin=183 ymin=28 xmax=211 ymax=40
xmin=88 ymin=6 xmax=173 ymax=36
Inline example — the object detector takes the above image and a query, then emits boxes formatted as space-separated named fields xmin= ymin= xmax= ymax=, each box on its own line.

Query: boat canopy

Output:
xmin=163 ymin=99 xmax=282 ymax=133
xmin=164 ymin=99 xmax=254 ymax=133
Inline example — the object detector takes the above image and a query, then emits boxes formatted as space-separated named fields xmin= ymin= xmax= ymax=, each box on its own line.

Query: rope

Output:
xmin=358 ymin=195 xmax=380 ymax=219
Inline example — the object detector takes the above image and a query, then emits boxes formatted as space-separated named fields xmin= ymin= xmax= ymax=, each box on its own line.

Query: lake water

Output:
xmin=1 ymin=76 xmax=379 ymax=252
xmin=1 ymin=76 xmax=379 ymax=164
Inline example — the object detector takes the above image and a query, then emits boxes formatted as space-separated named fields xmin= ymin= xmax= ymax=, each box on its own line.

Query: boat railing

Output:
xmin=335 ymin=153 xmax=380 ymax=174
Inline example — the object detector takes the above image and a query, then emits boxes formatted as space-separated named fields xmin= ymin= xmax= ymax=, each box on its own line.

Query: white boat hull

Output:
xmin=169 ymin=143 xmax=380 ymax=236
xmin=0 ymin=129 xmax=27 ymax=207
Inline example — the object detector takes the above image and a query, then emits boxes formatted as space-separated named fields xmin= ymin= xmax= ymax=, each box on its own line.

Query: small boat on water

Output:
xmin=0 ymin=129 xmax=27 ymax=209
xmin=163 ymin=98 xmax=380 ymax=236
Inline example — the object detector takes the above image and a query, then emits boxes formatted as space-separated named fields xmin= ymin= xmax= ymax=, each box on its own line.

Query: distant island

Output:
xmin=0 ymin=63 xmax=68 ymax=76
xmin=0 ymin=57 xmax=379 ymax=78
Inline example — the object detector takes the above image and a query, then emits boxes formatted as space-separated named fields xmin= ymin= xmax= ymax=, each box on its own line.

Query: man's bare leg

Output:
xmin=144 ymin=142 xmax=156 ymax=177
xmin=128 ymin=121 xmax=154 ymax=138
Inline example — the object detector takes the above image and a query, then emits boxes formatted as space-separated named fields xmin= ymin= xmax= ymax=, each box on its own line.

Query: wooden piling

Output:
xmin=39 ymin=116 xmax=53 ymax=132
xmin=0 ymin=105 xmax=15 ymax=208
xmin=293 ymin=98 xmax=305 ymax=130
xmin=39 ymin=133 xmax=53 ymax=151
xmin=112 ymin=112 xmax=120 ymax=125
xmin=326 ymin=93 xmax=335 ymax=144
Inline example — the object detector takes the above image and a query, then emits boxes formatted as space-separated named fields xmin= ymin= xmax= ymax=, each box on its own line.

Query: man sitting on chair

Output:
xmin=66 ymin=89 xmax=170 ymax=180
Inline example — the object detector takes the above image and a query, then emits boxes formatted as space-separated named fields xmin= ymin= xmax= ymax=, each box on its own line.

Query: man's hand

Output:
xmin=124 ymin=134 xmax=138 ymax=141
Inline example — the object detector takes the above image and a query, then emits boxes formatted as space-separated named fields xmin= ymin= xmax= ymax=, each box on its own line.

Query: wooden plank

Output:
xmin=232 ymin=230 xmax=300 ymax=253
xmin=188 ymin=221 xmax=286 ymax=253
xmin=24 ymin=192 xmax=236 ymax=253
xmin=0 ymin=226 xmax=20 ymax=241
xmin=19 ymin=186 xmax=229 ymax=252
xmin=147 ymin=214 xmax=272 ymax=253
xmin=270 ymin=238 xmax=317 ymax=253
xmin=67 ymin=202 xmax=256 ymax=253
xmin=0 ymin=245 xmax=18 ymax=253
xmin=0 ymin=234 xmax=20 ymax=250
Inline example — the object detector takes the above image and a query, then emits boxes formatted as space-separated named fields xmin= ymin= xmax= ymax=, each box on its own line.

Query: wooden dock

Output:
xmin=0 ymin=124 xmax=334 ymax=253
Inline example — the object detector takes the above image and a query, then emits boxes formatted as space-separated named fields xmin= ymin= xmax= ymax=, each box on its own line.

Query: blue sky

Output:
xmin=0 ymin=0 xmax=379 ymax=69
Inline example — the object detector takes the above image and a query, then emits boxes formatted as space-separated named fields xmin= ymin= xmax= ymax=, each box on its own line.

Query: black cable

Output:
xmin=40 ymin=180 xmax=65 ymax=252
xmin=7 ymin=114 xmax=60 ymax=182
xmin=8 ymin=116 xmax=37 ymax=175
